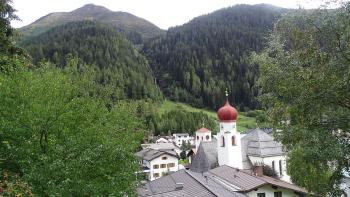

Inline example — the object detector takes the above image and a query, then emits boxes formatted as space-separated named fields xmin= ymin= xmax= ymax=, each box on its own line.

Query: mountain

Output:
xmin=143 ymin=4 xmax=287 ymax=110
xmin=18 ymin=4 xmax=164 ymax=44
xmin=20 ymin=21 xmax=163 ymax=104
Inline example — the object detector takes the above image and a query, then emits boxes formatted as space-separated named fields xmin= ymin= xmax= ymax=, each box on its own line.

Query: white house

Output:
xmin=173 ymin=133 xmax=190 ymax=147
xmin=135 ymin=149 xmax=179 ymax=181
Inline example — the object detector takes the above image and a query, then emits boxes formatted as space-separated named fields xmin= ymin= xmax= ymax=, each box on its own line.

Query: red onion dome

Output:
xmin=217 ymin=99 xmax=238 ymax=122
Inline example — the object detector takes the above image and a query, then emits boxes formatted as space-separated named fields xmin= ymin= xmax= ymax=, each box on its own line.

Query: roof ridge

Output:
xmin=185 ymin=171 xmax=219 ymax=196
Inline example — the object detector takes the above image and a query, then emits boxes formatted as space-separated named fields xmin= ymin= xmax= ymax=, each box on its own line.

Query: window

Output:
xmin=162 ymin=156 xmax=167 ymax=160
xmin=161 ymin=164 xmax=167 ymax=168
xmin=202 ymin=136 xmax=203 ymax=140
xmin=167 ymin=163 xmax=175 ymax=168
xmin=153 ymin=164 xmax=159 ymax=169
xmin=232 ymin=135 xmax=236 ymax=146
xmin=272 ymin=161 xmax=275 ymax=172
xmin=221 ymin=136 xmax=225 ymax=147
xmin=196 ymin=136 xmax=199 ymax=140
xmin=279 ymin=160 xmax=283 ymax=176
xmin=274 ymin=191 xmax=282 ymax=197
xmin=154 ymin=173 xmax=160 ymax=178
xmin=206 ymin=135 xmax=210 ymax=140
xmin=257 ymin=193 xmax=266 ymax=197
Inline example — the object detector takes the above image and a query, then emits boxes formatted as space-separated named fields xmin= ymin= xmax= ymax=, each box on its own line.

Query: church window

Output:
xmin=232 ymin=136 xmax=236 ymax=146
xmin=272 ymin=161 xmax=275 ymax=172
xmin=221 ymin=136 xmax=225 ymax=147
xmin=279 ymin=160 xmax=283 ymax=176
xmin=202 ymin=136 xmax=203 ymax=140
xmin=197 ymin=135 xmax=199 ymax=140
xmin=206 ymin=135 xmax=210 ymax=140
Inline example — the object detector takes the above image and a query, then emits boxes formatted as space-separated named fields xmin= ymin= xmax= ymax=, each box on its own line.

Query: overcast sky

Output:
xmin=11 ymin=0 xmax=337 ymax=30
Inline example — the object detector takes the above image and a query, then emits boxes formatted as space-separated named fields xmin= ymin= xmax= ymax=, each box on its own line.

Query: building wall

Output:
xmin=249 ymin=155 xmax=291 ymax=183
xmin=217 ymin=121 xmax=243 ymax=169
xmin=195 ymin=132 xmax=211 ymax=150
xmin=148 ymin=154 xmax=179 ymax=181
xmin=173 ymin=134 xmax=190 ymax=147
xmin=247 ymin=185 xmax=301 ymax=197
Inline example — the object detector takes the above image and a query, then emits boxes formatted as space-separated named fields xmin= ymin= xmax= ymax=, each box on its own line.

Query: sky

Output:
xmin=11 ymin=0 xmax=338 ymax=30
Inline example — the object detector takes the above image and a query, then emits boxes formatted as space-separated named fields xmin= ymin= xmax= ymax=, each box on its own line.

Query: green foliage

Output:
xmin=20 ymin=21 xmax=163 ymax=105
xmin=262 ymin=165 xmax=278 ymax=178
xmin=144 ymin=4 xmax=286 ymax=110
xmin=180 ymin=151 xmax=187 ymax=160
xmin=254 ymin=3 xmax=350 ymax=195
xmin=0 ymin=0 xmax=21 ymax=55
xmin=158 ymin=100 xmax=259 ymax=132
xmin=0 ymin=65 xmax=145 ymax=196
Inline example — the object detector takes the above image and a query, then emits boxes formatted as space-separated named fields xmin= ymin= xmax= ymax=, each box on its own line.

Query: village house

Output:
xmin=173 ymin=133 xmax=191 ymax=147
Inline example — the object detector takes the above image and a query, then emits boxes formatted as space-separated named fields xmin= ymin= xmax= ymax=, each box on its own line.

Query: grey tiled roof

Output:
xmin=135 ymin=149 xmax=178 ymax=161
xmin=209 ymin=165 xmax=307 ymax=193
xmin=241 ymin=129 xmax=284 ymax=169
xmin=142 ymin=143 xmax=179 ymax=151
xmin=190 ymin=139 xmax=218 ymax=173
xmin=137 ymin=170 xmax=216 ymax=197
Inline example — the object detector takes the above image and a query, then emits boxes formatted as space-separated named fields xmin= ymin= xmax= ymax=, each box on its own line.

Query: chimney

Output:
xmin=253 ymin=165 xmax=263 ymax=177
xmin=175 ymin=183 xmax=184 ymax=190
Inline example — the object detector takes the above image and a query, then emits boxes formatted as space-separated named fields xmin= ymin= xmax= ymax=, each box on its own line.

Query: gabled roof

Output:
xmin=190 ymin=139 xmax=218 ymax=173
xmin=138 ymin=170 xmax=247 ymax=197
xmin=135 ymin=149 xmax=178 ymax=161
xmin=242 ymin=129 xmax=284 ymax=158
xmin=209 ymin=165 xmax=307 ymax=193
xmin=137 ymin=170 xmax=216 ymax=197
xmin=141 ymin=143 xmax=179 ymax=151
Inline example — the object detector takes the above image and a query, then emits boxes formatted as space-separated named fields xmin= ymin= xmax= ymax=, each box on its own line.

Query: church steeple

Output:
xmin=217 ymin=92 xmax=242 ymax=169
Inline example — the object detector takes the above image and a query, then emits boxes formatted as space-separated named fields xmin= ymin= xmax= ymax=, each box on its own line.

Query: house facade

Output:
xmin=135 ymin=149 xmax=179 ymax=181
xmin=173 ymin=133 xmax=190 ymax=147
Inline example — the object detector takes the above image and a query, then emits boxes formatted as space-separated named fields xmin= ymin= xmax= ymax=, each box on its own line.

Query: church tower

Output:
xmin=217 ymin=91 xmax=243 ymax=169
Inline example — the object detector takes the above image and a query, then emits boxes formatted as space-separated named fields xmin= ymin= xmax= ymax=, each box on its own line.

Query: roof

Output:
xmin=141 ymin=143 xmax=179 ymax=151
xmin=196 ymin=127 xmax=211 ymax=133
xmin=137 ymin=170 xmax=216 ymax=197
xmin=217 ymin=99 xmax=238 ymax=122
xmin=242 ymin=129 xmax=284 ymax=158
xmin=138 ymin=170 xmax=247 ymax=197
xmin=138 ymin=166 xmax=307 ymax=197
xmin=190 ymin=139 xmax=218 ymax=173
xmin=173 ymin=133 xmax=189 ymax=136
xmin=135 ymin=149 xmax=178 ymax=161
xmin=209 ymin=165 xmax=307 ymax=193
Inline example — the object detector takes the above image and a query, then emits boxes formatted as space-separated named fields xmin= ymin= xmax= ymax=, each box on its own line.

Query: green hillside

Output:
xmin=18 ymin=4 xmax=164 ymax=45
xmin=158 ymin=100 xmax=257 ymax=132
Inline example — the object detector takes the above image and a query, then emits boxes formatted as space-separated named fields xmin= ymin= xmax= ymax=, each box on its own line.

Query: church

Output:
xmin=191 ymin=94 xmax=290 ymax=182
xmin=138 ymin=96 xmax=307 ymax=197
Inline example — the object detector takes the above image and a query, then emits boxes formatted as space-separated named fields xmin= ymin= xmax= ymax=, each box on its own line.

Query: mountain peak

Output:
xmin=73 ymin=4 xmax=110 ymax=14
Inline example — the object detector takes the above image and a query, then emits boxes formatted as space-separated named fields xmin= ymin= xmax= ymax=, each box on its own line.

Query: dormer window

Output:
xmin=232 ymin=135 xmax=236 ymax=146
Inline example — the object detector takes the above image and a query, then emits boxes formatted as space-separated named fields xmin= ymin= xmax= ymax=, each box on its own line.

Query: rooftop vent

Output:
xmin=175 ymin=183 xmax=184 ymax=190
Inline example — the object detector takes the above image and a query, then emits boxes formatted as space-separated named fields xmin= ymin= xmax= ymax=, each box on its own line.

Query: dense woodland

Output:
xmin=144 ymin=4 xmax=286 ymax=110
xmin=20 ymin=21 xmax=163 ymax=106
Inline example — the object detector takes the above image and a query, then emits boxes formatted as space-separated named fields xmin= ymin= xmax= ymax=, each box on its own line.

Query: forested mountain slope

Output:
xmin=20 ymin=21 xmax=163 ymax=104
xmin=18 ymin=4 xmax=164 ymax=44
xmin=144 ymin=4 xmax=287 ymax=110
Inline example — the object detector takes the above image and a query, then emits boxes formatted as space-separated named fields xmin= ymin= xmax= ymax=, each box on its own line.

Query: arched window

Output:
xmin=196 ymin=135 xmax=199 ymax=140
xmin=206 ymin=135 xmax=210 ymax=140
xmin=221 ymin=136 xmax=225 ymax=147
xmin=232 ymin=136 xmax=236 ymax=146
